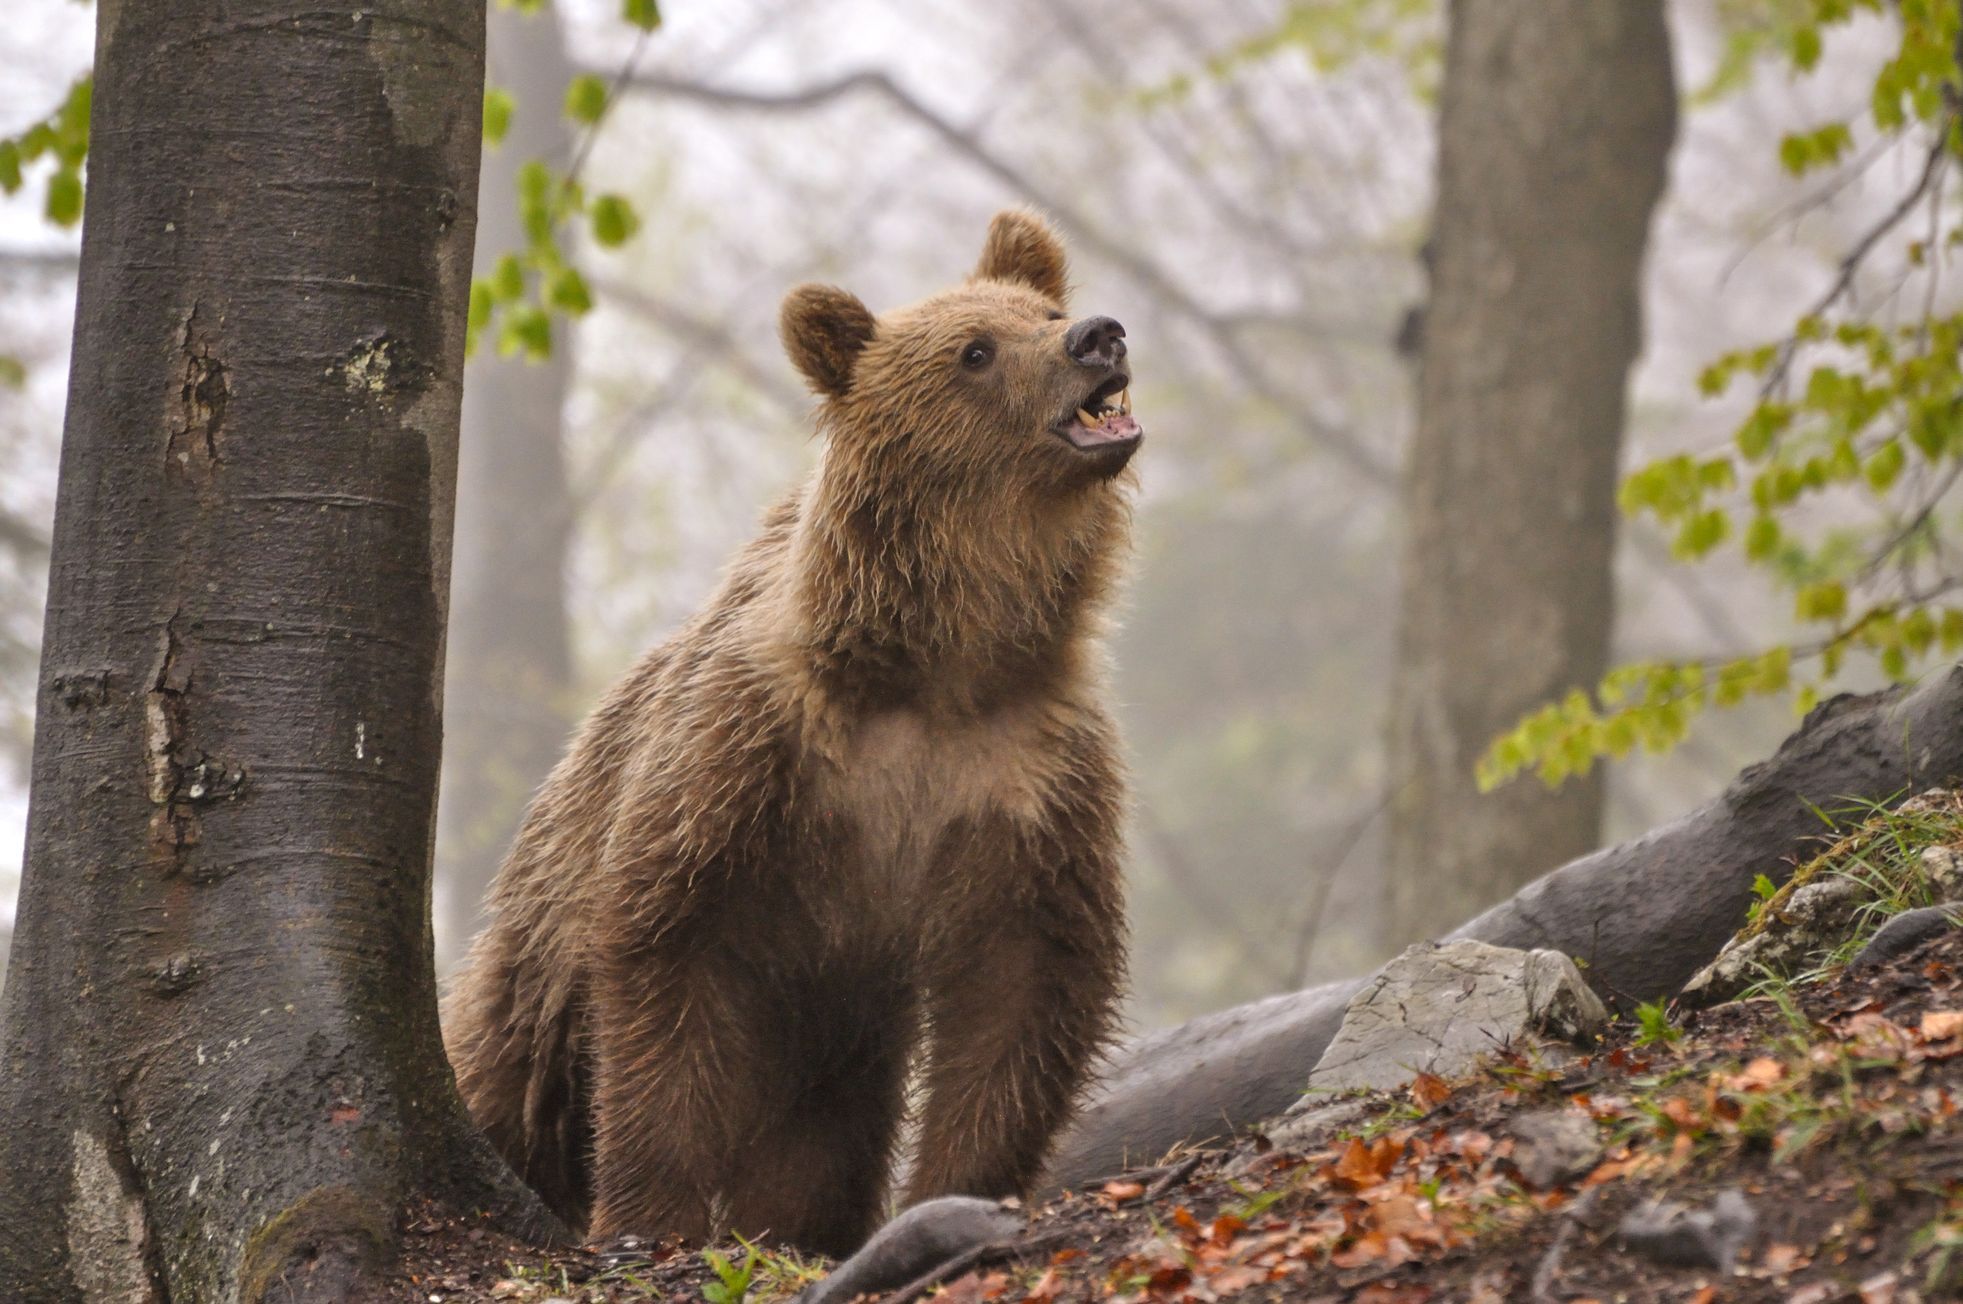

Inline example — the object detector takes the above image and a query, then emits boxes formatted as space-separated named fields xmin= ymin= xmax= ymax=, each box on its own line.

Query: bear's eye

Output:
xmin=1046 ymin=311 xmax=1066 ymax=322
xmin=960 ymin=339 xmax=995 ymax=370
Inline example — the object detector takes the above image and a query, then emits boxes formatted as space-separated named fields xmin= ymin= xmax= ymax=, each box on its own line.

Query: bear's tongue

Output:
xmin=1071 ymin=410 xmax=1141 ymax=446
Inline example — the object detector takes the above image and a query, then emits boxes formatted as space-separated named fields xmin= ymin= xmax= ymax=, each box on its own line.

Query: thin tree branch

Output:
xmin=615 ymin=67 xmax=1396 ymax=487
xmin=0 ymin=507 xmax=49 ymax=560
xmin=0 ymin=247 xmax=79 ymax=277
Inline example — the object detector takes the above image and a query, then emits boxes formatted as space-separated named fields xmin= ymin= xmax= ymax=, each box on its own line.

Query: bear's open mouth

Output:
xmin=1054 ymin=373 xmax=1142 ymax=453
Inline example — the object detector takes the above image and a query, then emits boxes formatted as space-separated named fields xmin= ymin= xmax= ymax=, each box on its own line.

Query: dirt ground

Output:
xmin=372 ymin=926 xmax=1963 ymax=1304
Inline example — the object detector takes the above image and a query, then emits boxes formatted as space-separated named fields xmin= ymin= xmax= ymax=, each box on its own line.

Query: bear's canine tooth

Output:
xmin=1077 ymin=408 xmax=1098 ymax=427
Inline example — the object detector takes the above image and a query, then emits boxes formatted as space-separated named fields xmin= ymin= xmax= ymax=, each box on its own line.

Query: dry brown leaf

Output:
xmin=1099 ymin=1179 xmax=1146 ymax=1204
xmin=1859 ymin=1270 xmax=1901 ymax=1304
xmin=1721 ymin=1056 xmax=1787 ymax=1091
xmin=1917 ymin=1009 xmax=1963 ymax=1041
xmin=1409 ymin=1072 xmax=1452 ymax=1109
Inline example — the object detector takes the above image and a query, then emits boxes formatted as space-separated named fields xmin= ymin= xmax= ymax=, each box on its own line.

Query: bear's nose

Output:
xmin=1065 ymin=315 xmax=1127 ymax=367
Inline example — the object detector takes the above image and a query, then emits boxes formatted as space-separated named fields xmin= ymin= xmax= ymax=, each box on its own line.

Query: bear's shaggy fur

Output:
xmin=442 ymin=210 xmax=1139 ymax=1256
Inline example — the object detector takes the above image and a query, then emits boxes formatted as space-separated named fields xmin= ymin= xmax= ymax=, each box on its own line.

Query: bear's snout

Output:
xmin=1066 ymin=315 xmax=1127 ymax=368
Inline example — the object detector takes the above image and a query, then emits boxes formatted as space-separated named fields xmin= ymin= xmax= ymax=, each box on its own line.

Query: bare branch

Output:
xmin=0 ymin=507 xmax=49 ymax=559
xmin=616 ymin=67 xmax=1396 ymax=487
xmin=0 ymin=247 xmax=79 ymax=277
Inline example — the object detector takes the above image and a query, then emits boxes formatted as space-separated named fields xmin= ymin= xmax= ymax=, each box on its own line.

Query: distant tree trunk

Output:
xmin=1383 ymin=0 xmax=1677 ymax=946
xmin=437 ymin=6 xmax=578 ymax=966
xmin=0 ymin=4 xmax=552 ymax=1300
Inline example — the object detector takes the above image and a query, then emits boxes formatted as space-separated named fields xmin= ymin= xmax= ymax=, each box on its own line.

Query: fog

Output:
xmin=0 ymin=0 xmax=1921 ymax=1026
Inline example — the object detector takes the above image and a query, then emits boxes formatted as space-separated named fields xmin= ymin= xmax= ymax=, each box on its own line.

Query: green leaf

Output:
xmin=1744 ymin=514 xmax=1781 ymax=561
xmin=491 ymin=253 xmax=526 ymax=303
xmin=19 ymin=123 xmax=54 ymax=162
xmin=0 ymin=356 xmax=25 ymax=389
xmin=45 ymin=168 xmax=82 ymax=226
xmin=547 ymin=265 xmax=593 ymax=315
xmin=483 ymin=87 xmax=515 ymax=146
xmin=564 ymin=73 xmax=609 ymax=125
xmin=622 ymin=0 xmax=661 ymax=29
xmin=468 ymin=279 xmax=494 ymax=333
xmin=0 ymin=141 xmax=20 ymax=194
xmin=1790 ymin=25 xmax=1823 ymax=70
xmin=1864 ymin=438 xmax=1905 ymax=491
xmin=517 ymin=159 xmax=553 ymax=206
xmin=498 ymin=305 xmax=553 ymax=361
xmin=1796 ymin=581 xmax=1847 ymax=623
xmin=589 ymin=193 xmax=640 ymax=248
xmin=1736 ymin=404 xmax=1790 ymax=459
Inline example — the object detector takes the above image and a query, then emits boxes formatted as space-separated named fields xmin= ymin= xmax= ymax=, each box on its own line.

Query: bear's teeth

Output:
xmin=1118 ymin=388 xmax=1130 ymax=415
xmin=1077 ymin=408 xmax=1099 ymax=428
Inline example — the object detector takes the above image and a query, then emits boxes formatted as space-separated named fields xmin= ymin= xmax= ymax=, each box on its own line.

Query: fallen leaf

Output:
xmin=1206 ymin=1213 xmax=1245 ymax=1248
xmin=1331 ymin=1136 xmax=1402 ymax=1188
xmin=1353 ymin=1282 xmax=1431 ymax=1303
xmin=1859 ymin=1270 xmax=1900 ymax=1303
xmin=1722 ymin=1057 xmax=1787 ymax=1091
xmin=1100 ymin=1179 xmax=1145 ymax=1204
xmin=1202 ymin=1264 xmax=1272 ymax=1295
xmin=1918 ymin=1009 xmax=1963 ymax=1041
xmin=1409 ymin=1072 xmax=1452 ymax=1109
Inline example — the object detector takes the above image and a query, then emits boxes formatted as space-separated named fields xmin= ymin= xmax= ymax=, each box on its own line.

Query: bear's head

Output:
xmin=779 ymin=210 xmax=1141 ymax=493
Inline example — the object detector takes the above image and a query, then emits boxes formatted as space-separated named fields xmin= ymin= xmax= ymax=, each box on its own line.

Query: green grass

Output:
xmin=1737 ymin=791 xmax=1963 ymax=998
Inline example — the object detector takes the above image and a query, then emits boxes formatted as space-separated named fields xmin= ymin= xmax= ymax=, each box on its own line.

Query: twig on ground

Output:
xmin=1530 ymin=1186 xmax=1602 ymax=1304
xmin=882 ymin=1229 xmax=1075 ymax=1304
xmin=1142 ymin=1153 xmax=1205 ymax=1202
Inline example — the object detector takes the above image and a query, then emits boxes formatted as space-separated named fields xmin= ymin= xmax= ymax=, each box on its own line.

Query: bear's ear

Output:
xmin=973 ymin=208 xmax=1070 ymax=306
xmin=780 ymin=284 xmax=877 ymax=399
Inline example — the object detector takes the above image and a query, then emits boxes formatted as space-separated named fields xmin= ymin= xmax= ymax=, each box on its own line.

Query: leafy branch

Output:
xmin=1483 ymin=0 xmax=1963 ymax=791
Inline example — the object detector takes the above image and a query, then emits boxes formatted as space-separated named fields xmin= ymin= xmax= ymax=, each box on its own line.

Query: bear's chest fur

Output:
xmin=808 ymin=705 xmax=1050 ymax=920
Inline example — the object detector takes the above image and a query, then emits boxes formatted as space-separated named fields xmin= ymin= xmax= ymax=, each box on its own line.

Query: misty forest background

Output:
xmin=0 ymin=0 xmax=1936 ymax=1028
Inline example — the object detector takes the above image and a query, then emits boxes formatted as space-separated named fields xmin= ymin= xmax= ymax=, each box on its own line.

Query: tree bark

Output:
xmin=1384 ymin=0 xmax=1678 ymax=944
xmin=437 ymin=5 xmax=578 ymax=966
xmin=0 ymin=4 xmax=553 ymax=1300
xmin=1046 ymin=667 xmax=1963 ymax=1190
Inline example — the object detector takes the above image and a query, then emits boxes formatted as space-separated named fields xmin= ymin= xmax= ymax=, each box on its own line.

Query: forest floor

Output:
xmin=374 ymin=925 xmax=1963 ymax=1304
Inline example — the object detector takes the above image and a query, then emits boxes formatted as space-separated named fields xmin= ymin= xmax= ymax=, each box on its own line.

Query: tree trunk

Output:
xmin=0 ymin=4 xmax=553 ymax=1300
xmin=437 ymin=6 xmax=578 ymax=966
xmin=1384 ymin=0 xmax=1677 ymax=945
xmin=1048 ymin=666 xmax=1963 ymax=1191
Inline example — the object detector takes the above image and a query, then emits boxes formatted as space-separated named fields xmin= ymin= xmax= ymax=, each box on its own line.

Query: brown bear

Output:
xmin=441 ymin=209 xmax=1140 ymax=1257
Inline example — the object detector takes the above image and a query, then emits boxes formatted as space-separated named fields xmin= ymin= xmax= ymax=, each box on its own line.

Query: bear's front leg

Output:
xmin=905 ymin=799 xmax=1126 ymax=1204
xmin=585 ymin=942 xmax=751 ymax=1245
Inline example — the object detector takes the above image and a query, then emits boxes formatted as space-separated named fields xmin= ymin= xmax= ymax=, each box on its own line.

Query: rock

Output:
xmin=1893 ymin=788 xmax=1960 ymax=818
xmin=1849 ymin=903 xmax=1963 ymax=972
xmin=1252 ymin=1096 xmax=1377 ymax=1156
xmin=1306 ymin=940 xmax=1609 ymax=1094
xmin=1920 ymin=844 xmax=1963 ymax=898
xmin=1509 ymin=1109 xmax=1603 ymax=1189
xmin=1616 ymin=1189 xmax=1757 ymax=1271
xmin=797 ymin=1197 xmax=1024 ymax=1304
xmin=1681 ymin=876 xmax=1866 ymax=1008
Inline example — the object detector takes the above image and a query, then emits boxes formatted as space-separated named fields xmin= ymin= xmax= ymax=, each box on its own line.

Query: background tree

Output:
xmin=438 ymin=3 xmax=581 ymax=963
xmin=0 ymin=3 xmax=549 ymax=1298
xmin=1 ymin=0 xmax=1922 ymax=1029
xmin=1486 ymin=2 xmax=1963 ymax=791
xmin=1384 ymin=0 xmax=1678 ymax=944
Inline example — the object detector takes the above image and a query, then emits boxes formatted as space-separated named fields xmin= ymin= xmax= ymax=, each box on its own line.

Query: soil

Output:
xmin=373 ymin=926 xmax=1963 ymax=1304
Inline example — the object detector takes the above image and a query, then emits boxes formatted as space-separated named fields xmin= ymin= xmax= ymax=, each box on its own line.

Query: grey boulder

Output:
xmin=1307 ymin=940 xmax=1609 ymax=1094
